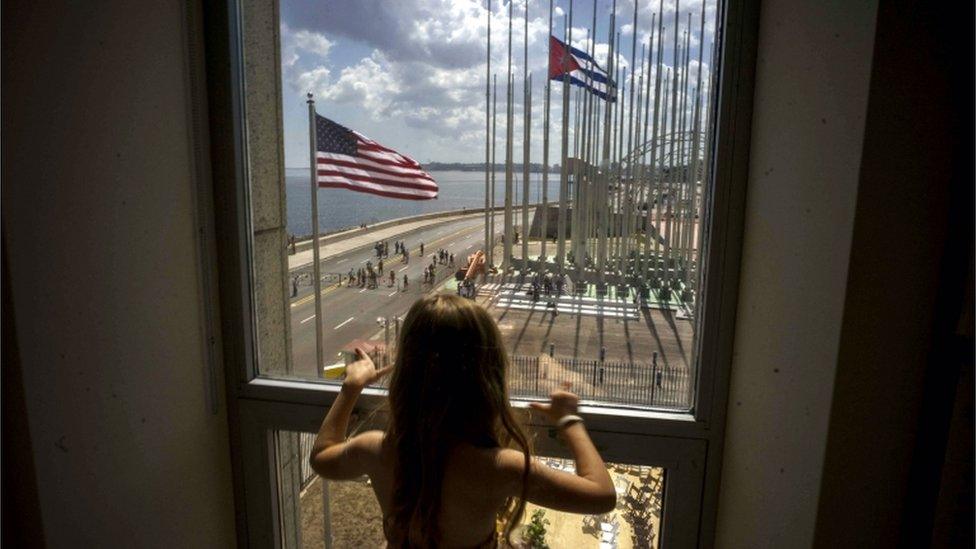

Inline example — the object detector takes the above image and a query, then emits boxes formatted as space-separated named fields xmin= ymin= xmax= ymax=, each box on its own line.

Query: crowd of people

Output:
xmin=291 ymin=234 xmax=569 ymax=308
xmin=335 ymin=240 xmax=467 ymax=293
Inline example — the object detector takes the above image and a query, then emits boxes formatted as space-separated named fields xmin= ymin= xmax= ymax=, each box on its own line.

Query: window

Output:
xmin=204 ymin=0 xmax=757 ymax=545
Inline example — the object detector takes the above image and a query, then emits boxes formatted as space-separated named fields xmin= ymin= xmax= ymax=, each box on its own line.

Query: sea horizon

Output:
xmin=284 ymin=168 xmax=548 ymax=238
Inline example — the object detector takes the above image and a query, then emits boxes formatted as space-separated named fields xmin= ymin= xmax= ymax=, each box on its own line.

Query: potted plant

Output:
xmin=521 ymin=509 xmax=550 ymax=549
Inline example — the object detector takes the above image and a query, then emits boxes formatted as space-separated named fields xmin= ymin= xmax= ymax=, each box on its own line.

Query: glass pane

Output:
xmin=279 ymin=431 xmax=664 ymax=548
xmin=249 ymin=0 xmax=721 ymax=411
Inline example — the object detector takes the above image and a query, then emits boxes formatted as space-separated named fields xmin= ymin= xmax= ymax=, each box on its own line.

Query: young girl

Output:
xmin=309 ymin=294 xmax=616 ymax=547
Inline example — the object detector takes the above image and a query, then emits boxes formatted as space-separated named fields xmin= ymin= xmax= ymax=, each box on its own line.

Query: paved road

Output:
xmin=288 ymin=213 xmax=503 ymax=377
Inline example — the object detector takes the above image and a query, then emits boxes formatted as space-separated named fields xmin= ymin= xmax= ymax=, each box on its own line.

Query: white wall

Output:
xmin=2 ymin=1 xmax=236 ymax=546
xmin=714 ymin=0 xmax=878 ymax=546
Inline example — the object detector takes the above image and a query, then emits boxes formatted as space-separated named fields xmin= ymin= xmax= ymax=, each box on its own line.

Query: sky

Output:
xmin=279 ymin=0 xmax=718 ymax=168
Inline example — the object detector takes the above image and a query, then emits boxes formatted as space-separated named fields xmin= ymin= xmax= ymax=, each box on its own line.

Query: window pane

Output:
xmin=248 ymin=0 xmax=720 ymax=411
xmin=280 ymin=431 xmax=664 ymax=548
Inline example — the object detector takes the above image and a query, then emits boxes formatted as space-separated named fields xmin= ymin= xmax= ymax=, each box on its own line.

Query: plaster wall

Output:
xmin=2 ymin=1 xmax=236 ymax=546
xmin=714 ymin=0 xmax=878 ymax=546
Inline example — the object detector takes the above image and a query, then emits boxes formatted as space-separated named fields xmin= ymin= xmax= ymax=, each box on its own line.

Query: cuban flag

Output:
xmin=548 ymin=35 xmax=617 ymax=102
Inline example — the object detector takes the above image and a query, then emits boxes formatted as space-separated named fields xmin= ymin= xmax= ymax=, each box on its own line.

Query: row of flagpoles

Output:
xmin=485 ymin=0 xmax=714 ymax=305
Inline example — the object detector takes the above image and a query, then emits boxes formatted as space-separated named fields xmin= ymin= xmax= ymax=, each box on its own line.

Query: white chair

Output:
xmin=599 ymin=540 xmax=617 ymax=549
xmin=614 ymin=478 xmax=631 ymax=497
xmin=600 ymin=521 xmax=619 ymax=535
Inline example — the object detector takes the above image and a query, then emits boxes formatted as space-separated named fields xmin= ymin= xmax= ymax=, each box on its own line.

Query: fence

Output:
xmin=508 ymin=355 xmax=693 ymax=410
xmin=299 ymin=432 xmax=316 ymax=489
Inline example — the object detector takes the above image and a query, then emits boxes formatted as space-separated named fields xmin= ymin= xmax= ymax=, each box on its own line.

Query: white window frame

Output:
xmin=199 ymin=0 xmax=760 ymax=545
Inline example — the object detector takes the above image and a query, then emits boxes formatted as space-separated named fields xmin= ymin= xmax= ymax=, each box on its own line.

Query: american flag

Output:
xmin=314 ymin=114 xmax=438 ymax=200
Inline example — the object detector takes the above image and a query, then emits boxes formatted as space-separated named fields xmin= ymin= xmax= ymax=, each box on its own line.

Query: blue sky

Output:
xmin=279 ymin=0 xmax=717 ymax=167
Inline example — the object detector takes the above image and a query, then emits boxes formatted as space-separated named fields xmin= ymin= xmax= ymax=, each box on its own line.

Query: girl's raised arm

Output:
xmin=497 ymin=388 xmax=616 ymax=514
xmin=309 ymin=348 xmax=391 ymax=479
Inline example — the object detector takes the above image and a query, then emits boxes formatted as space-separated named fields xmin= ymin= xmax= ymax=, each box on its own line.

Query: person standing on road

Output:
xmin=291 ymin=276 xmax=299 ymax=297
xmin=378 ymin=259 xmax=384 ymax=275
xmin=403 ymin=274 xmax=409 ymax=291
xmin=420 ymin=242 xmax=425 ymax=256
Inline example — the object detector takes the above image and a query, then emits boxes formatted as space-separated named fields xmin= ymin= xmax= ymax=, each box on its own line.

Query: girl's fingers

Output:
xmin=529 ymin=402 xmax=550 ymax=411
xmin=373 ymin=365 xmax=394 ymax=379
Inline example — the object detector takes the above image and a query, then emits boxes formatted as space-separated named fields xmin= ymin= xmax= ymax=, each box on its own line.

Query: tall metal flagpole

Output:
xmin=556 ymin=4 xmax=573 ymax=276
xmin=640 ymin=15 xmax=658 ymax=280
xmin=620 ymin=0 xmax=639 ymax=276
xmin=632 ymin=40 xmax=647 ymax=278
xmin=485 ymin=0 xmax=491 ymax=270
xmin=521 ymin=1 xmax=530 ymax=275
xmin=598 ymin=0 xmax=617 ymax=288
xmin=664 ymin=1 xmax=680 ymax=294
xmin=674 ymin=23 xmax=690 ymax=285
xmin=306 ymin=94 xmax=324 ymax=376
xmin=490 ymin=74 xmax=498 ymax=268
xmin=540 ymin=0 xmax=553 ymax=271
xmin=685 ymin=0 xmax=706 ymax=299
xmin=650 ymin=5 xmax=665 ymax=282
xmin=679 ymin=16 xmax=693 ymax=287
xmin=504 ymin=0 xmax=514 ymax=272
xmin=523 ymin=73 xmax=532 ymax=274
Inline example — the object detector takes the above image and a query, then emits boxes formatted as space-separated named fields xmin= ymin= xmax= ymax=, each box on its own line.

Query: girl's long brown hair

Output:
xmin=384 ymin=294 xmax=531 ymax=547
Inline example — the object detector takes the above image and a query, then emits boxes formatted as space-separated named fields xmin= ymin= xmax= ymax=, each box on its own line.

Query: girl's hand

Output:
xmin=342 ymin=347 xmax=392 ymax=392
xmin=529 ymin=382 xmax=580 ymax=423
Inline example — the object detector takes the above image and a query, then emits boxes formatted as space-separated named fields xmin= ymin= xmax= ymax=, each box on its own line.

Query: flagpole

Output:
xmin=639 ymin=20 xmax=655 ymax=280
xmin=504 ymin=0 xmax=514 ymax=273
xmin=521 ymin=1 xmax=530 ymax=276
xmin=663 ymin=1 xmax=680 ymax=296
xmin=597 ymin=0 xmax=617 ymax=289
xmin=618 ymin=0 xmax=637 ymax=278
xmin=556 ymin=4 xmax=572 ymax=277
xmin=676 ymin=19 xmax=691 ymax=291
xmin=631 ymin=41 xmax=646 ymax=282
xmin=484 ymin=0 xmax=491 ymax=274
xmin=691 ymin=6 xmax=715 ymax=306
xmin=613 ymin=32 xmax=623 ymax=271
xmin=491 ymin=73 xmax=498 ymax=269
xmin=523 ymin=72 xmax=532 ymax=275
xmin=685 ymin=1 xmax=706 ymax=301
xmin=571 ymin=46 xmax=584 ymax=273
xmin=307 ymin=94 xmax=325 ymax=377
xmin=682 ymin=18 xmax=694 ymax=292
xmin=540 ymin=0 xmax=553 ymax=273
xmin=650 ymin=3 xmax=665 ymax=283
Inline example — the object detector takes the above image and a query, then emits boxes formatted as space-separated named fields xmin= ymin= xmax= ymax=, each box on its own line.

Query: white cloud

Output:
xmin=281 ymin=23 xmax=334 ymax=68
xmin=281 ymin=0 xmax=719 ymax=163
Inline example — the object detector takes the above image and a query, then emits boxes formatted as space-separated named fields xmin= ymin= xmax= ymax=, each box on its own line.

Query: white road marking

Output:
xmin=300 ymin=315 xmax=315 ymax=324
xmin=334 ymin=317 xmax=355 ymax=330
xmin=398 ymin=266 xmax=410 ymax=272
xmin=336 ymin=258 xmax=347 ymax=264
xmin=388 ymin=291 xmax=398 ymax=297
xmin=448 ymin=241 xmax=456 ymax=247
xmin=359 ymin=288 xmax=367 ymax=293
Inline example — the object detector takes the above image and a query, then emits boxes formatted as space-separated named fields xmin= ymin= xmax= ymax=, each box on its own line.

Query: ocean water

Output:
xmin=284 ymin=168 xmax=550 ymax=237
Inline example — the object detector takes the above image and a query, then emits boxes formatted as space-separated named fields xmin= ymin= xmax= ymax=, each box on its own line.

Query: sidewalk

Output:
xmin=287 ymin=210 xmax=485 ymax=271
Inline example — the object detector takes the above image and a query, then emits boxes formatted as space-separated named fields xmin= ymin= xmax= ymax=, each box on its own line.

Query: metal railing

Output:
xmin=508 ymin=355 xmax=693 ymax=410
